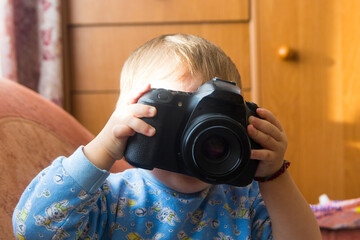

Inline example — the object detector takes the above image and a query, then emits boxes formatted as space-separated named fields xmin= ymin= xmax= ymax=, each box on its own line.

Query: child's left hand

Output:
xmin=247 ymin=108 xmax=288 ymax=178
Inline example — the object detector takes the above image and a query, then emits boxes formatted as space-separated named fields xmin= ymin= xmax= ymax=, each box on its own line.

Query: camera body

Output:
xmin=124 ymin=78 xmax=261 ymax=187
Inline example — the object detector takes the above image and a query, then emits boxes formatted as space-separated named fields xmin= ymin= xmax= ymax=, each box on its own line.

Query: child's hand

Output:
xmin=83 ymin=84 xmax=156 ymax=170
xmin=247 ymin=108 xmax=288 ymax=178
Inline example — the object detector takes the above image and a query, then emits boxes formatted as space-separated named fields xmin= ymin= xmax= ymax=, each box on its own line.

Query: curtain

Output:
xmin=0 ymin=0 xmax=63 ymax=106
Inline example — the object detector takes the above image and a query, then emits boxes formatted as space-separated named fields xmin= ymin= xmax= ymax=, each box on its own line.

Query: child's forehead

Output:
xmin=149 ymin=73 xmax=203 ymax=92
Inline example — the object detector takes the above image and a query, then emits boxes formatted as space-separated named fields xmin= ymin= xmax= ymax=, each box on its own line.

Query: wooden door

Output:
xmin=252 ymin=0 xmax=360 ymax=203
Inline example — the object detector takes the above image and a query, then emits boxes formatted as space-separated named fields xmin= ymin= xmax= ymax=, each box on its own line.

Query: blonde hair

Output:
xmin=118 ymin=34 xmax=241 ymax=105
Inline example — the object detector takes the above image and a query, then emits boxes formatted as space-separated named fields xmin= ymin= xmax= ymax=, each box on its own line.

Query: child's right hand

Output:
xmin=83 ymin=84 xmax=157 ymax=171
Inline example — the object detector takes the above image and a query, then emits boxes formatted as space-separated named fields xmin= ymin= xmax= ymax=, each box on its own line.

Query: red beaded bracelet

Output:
xmin=254 ymin=160 xmax=290 ymax=182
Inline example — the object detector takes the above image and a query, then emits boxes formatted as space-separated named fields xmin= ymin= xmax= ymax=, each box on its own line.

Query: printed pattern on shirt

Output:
xmin=13 ymin=154 xmax=272 ymax=240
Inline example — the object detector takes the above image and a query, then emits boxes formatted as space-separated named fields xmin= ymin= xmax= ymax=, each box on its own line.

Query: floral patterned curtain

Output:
xmin=0 ymin=0 xmax=63 ymax=106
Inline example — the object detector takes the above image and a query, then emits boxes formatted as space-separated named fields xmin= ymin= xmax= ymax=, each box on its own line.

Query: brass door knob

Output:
xmin=278 ymin=46 xmax=297 ymax=60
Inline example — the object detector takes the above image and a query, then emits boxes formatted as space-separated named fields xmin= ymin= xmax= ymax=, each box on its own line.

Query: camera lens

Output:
xmin=182 ymin=115 xmax=251 ymax=180
xmin=201 ymin=135 xmax=229 ymax=161
xmin=193 ymin=127 xmax=242 ymax=176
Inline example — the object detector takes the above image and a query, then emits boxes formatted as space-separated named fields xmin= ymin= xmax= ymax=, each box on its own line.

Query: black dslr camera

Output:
xmin=124 ymin=78 xmax=261 ymax=187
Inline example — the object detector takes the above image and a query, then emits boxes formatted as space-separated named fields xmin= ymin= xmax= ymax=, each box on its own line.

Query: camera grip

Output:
xmin=245 ymin=101 xmax=262 ymax=150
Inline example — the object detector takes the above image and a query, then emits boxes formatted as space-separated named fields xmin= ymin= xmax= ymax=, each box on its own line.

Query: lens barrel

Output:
xmin=182 ymin=114 xmax=251 ymax=182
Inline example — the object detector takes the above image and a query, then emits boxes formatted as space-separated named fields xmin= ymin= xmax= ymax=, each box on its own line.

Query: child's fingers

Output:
xmin=112 ymin=125 xmax=135 ymax=139
xmin=248 ymin=116 xmax=283 ymax=142
xmin=247 ymin=124 xmax=278 ymax=150
xmin=126 ymin=103 xmax=157 ymax=119
xmin=247 ymin=108 xmax=288 ymax=176
xmin=113 ymin=103 xmax=157 ymax=138
xmin=112 ymin=115 xmax=155 ymax=138
xmin=250 ymin=148 xmax=274 ymax=162
xmin=251 ymin=148 xmax=284 ymax=177
xmin=256 ymin=108 xmax=284 ymax=132
xmin=123 ymin=116 xmax=156 ymax=137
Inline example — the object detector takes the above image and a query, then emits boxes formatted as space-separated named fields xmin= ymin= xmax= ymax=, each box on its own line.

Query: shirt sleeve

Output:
xmin=12 ymin=146 xmax=112 ymax=240
xmin=250 ymin=182 xmax=274 ymax=240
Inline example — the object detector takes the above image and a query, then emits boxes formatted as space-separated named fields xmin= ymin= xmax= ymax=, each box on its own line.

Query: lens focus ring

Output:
xmin=181 ymin=115 xmax=251 ymax=181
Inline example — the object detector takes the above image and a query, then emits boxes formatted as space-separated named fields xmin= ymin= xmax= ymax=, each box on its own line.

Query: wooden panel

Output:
xmin=342 ymin=1 xmax=360 ymax=199
xmin=66 ymin=0 xmax=249 ymax=24
xmin=255 ymin=0 xmax=360 ymax=203
xmin=242 ymin=89 xmax=252 ymax=103
xmin=69 ymin=23 xmax=251 ymax=92
xmin=71 ymin=93 xmax=119 ymax=135
xmin=256 ymin=0 xmax=342 ymax=204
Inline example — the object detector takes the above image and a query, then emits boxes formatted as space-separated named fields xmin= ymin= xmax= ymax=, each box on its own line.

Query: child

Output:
xmin=13 ymin=34 xmax=321 ymax=239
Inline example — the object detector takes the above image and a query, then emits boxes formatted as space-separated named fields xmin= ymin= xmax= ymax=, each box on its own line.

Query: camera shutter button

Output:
xmin=155 ymin=90 xmax=173 ymax=103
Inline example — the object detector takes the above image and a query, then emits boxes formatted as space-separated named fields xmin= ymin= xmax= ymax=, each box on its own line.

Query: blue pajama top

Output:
xmin=13 ymin=147 xmax=273 ymax=240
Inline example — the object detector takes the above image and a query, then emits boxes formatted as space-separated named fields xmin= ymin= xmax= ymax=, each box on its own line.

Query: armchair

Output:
xmin=0 ymin=78 xmax=129 ymax=238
